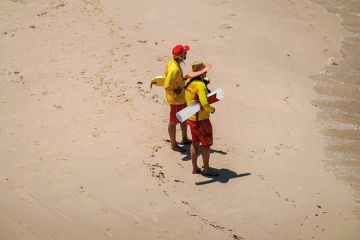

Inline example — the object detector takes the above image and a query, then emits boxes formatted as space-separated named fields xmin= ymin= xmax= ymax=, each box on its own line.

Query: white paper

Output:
xmin=176 ymin=88 xmax=224 ymax=123
xmin=208 ymin=88 xmax=224 ymax=100
xmin=176 ymin=103 xmax=201 ymax=123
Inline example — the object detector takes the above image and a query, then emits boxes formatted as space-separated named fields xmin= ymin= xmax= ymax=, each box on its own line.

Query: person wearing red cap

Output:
xmin=164 ymin=44 xmax=191 ymax=152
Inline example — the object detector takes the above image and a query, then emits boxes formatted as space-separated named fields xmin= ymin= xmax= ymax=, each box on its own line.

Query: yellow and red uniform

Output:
xmin=184 ymin=78 xmax=215 ymax=121
xmin=164 ymin=58 xmax=185 ymax=105
xmin=164 ymin=58 xmax=186 ymax=123
xmin=184 ymin=78 xmax=215 ymax=147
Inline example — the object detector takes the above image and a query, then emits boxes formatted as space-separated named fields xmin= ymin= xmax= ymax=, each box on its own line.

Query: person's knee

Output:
xmin=202 ymin=146 xmax=210 ymax=152
xmin=191 ymin=142 xmax=199 ymax=148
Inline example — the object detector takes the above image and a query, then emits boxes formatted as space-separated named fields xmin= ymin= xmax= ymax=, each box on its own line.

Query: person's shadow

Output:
xmin=195 ymin=169 xmax=251 ymax=185
xmin=181 ymin=147 xmax=227 ymax=161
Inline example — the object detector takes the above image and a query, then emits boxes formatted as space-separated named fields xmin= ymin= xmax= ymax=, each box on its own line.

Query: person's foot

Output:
xmin=171 ymin=145 xmax=186 ymax=153
xmin=201 ymin=168 xmax=219 ymax=177
xmin=181 ymin=139 xmax=192 ymax=145
xmin=192 ymin=167 xmax=201 ymax=174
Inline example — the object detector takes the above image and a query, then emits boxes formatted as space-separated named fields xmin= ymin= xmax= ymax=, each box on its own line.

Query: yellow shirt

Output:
xmin=163 ymin=58 xmax=185 ymax=105
xmin=185 ymin=78 xmax=215 ymax=121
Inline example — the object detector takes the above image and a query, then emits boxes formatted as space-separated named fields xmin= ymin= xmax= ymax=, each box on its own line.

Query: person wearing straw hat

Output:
xmin=164 ymin=44 xmax=192 ymax=153
xmin=184 ymin=61 xmax=218 ymax=176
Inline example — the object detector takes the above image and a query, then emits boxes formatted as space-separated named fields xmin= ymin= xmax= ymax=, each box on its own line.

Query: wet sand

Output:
xmin=311 ymin=0 xmax=360 ymax=216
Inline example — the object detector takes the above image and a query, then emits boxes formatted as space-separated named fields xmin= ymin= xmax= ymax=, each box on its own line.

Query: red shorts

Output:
xmin=169 ymin=104 xmax=186 ymax=123
xmin=186 ymin=119 xmax=213 ymax=147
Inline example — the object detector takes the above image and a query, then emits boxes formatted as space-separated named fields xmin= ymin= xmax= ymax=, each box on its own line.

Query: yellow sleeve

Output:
xmin=197 ymin=82 xmax=215 ymax=113
xmin=164 ymin=69 xmax=174 ymax=91
xmin=164 ymin=66 xmax=178 ymax=94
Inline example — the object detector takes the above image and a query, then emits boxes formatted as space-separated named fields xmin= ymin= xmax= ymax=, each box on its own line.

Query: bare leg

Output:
xmin=168 ymin=122 xmax=177 ymax=147
xmin=201 ymin=146 xmax=218 ymax=176
xmin=168 ymin=122 xmax=184 ymax=152
xmin=180 ymin=121 xmax=191 ymax=143
xmin=191 ymin=143 xmax=200 ymax=173
xmin=201 ymin=146 xmax=210 ymax=171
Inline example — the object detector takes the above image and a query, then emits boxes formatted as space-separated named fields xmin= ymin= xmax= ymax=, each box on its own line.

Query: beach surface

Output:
xmin=0 ymin=0 xmax=359 ymax=239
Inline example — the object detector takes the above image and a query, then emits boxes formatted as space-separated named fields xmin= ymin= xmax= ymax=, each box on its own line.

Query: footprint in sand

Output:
xmin=257 ymin=174 xmax=265 ymax=180
xmin=233 ymin=235 xmax=244 ymax=240
xmin=288 ymin=0 xmax=296 ymax=4
xmin=134 ymin=23 xmax=142 ymax=32
xmin=100 ymin=208 xmax=109 ymax=214
xmin=79 ymin=186 xmax=86 ymax=194
xmin=151 ymin=145 xmax=162 ymax=153
xmin=41 ymin=90 xmax=49 ymax=96
xmin=82 ymin=0 xmax=103 ymax=14
xmin=105 ymin=20 xmax=121 ymax=37
xmin=181 ymin=200 xmax=189 ymax=205
xmin=307 ymin=23 xmax=315 ymax=31
xmin=91 ymin=127 xmax=105 ymax=138
xmin=37 ymin=11 xmax=47 ymax=17
xmin=109 ymin=48 xmax=116 ymax=56
xmin=54 ymin=3 xmax=66 ymax=9
xmin=272 ymin=143 xmax=297 ymax=155
xmin=221 ymin=24 xmax=233 ymax=30
xmin=156 ymin=56 xmax=167 ymax=62
xmin=137 ymin=82 xmax=150 ymax=97
xmin=53 ymin=104 xmax=63 ymax=110
xmin=8 ymin=70 xmax=27 ymax=85
xmin=151 ymin=94 xmax=163 ymax=104
xmin=104 ymin=227 xmax=114 ymax=237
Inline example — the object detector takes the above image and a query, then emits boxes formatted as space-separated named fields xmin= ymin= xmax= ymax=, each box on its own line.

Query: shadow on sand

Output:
xmin=195 ymin=169 xmax=251 ymax=185
xmin=181 ymin=146 xmax=228 ymax=161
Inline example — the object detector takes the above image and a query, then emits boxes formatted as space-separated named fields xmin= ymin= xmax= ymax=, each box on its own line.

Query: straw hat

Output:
xmin=188 ymin=61 xmax=212 ymax=78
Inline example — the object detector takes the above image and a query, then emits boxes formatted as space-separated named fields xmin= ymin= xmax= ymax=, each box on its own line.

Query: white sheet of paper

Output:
xmin=176 ymin=88 xmax=224 ymax=123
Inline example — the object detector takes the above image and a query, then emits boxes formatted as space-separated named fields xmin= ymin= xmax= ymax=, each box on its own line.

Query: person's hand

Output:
xmin=174 ymin=88 xmax=182 ymax=95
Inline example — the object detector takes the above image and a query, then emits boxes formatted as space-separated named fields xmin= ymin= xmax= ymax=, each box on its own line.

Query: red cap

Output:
xmin=172 ymin=45 xmax=190 ymax=57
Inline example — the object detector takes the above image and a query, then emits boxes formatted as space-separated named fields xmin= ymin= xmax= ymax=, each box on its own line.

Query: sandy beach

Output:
xmin=1 ymin=0 xmax=359 ymax=239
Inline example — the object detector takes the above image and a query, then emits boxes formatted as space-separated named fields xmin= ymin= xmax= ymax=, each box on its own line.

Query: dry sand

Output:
xmin=0 ymin=0 xmax=359 ymax=239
